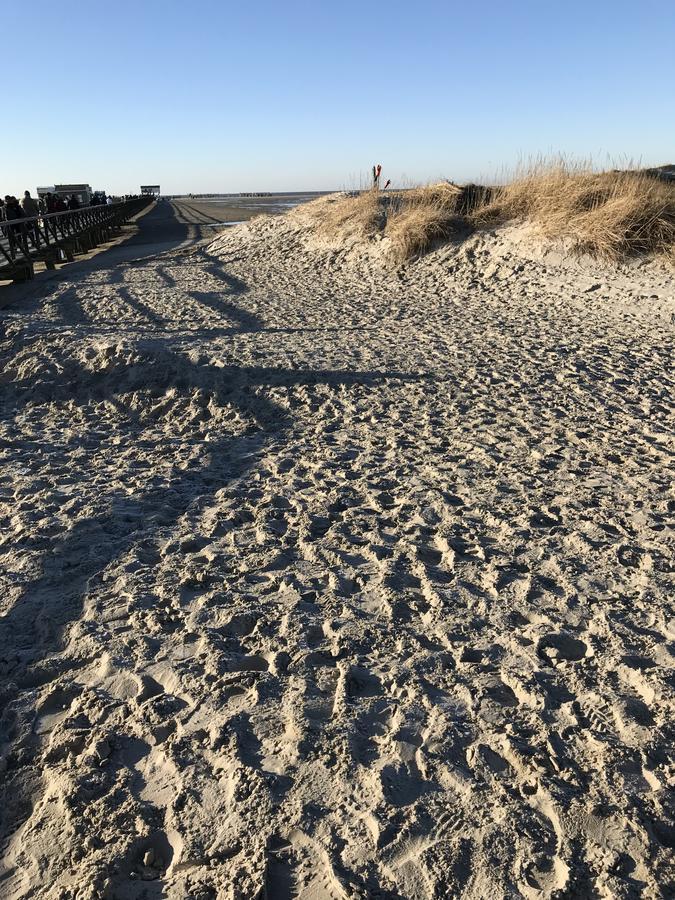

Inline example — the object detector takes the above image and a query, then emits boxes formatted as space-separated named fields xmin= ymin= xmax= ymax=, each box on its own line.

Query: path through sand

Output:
xmin=0 ymin=209 xmax=673 ymax=898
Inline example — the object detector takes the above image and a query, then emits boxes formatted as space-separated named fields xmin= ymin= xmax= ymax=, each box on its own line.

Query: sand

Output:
xmin=0 ymin=200 xmax=673 ymax=899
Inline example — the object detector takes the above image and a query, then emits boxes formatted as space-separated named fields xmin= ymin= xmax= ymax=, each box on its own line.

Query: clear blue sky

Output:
xmin=2 ymin=0 xmax=673 ymax=195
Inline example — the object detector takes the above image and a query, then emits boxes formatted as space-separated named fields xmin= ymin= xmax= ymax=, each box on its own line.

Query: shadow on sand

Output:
xmin=0 ymin=261 xmax=427 ymax=677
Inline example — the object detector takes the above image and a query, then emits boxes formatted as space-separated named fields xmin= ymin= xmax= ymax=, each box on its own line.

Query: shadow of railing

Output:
xmin=0 ymin=339 xmax=428 ymax=675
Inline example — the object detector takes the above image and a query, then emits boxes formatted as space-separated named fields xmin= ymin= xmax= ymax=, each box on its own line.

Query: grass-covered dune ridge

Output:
xmin=305 ymin=163 xmax=675 ymax=263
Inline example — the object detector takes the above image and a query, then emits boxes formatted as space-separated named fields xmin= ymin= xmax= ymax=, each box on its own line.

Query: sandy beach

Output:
xmin=0 ymin=200 xmax=673 ymax=899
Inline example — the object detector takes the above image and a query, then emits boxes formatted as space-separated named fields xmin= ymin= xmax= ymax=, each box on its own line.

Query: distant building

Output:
xmin=37 ymin=183 xmax=93 ymax=205
xmin=141 ymin=185 xmax=161 ymax=197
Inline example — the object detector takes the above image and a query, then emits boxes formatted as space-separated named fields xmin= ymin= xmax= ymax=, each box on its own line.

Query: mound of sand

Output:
xmin=0 ymin=210 xmax=673 ymax=898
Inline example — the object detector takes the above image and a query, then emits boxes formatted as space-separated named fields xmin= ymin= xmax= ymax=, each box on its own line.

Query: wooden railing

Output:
xmin=0 ymin=197 xmax=152 ymax=282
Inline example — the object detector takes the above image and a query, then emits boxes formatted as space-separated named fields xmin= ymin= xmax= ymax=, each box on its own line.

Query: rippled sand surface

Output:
xmin=0 ymin=204 xmax=673 ymax=899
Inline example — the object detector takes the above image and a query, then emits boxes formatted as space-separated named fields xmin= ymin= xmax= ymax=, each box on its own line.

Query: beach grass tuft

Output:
xmin=472 ymin=160 xmax=675 ymax=260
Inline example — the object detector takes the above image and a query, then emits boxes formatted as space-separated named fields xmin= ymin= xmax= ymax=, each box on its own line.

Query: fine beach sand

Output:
xmin=0 ymin=199 xmax=674 ymax=898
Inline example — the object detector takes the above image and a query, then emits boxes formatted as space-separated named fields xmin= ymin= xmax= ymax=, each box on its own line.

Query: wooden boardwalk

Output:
xmin=0 ymin=198 xmax=151 ymax=282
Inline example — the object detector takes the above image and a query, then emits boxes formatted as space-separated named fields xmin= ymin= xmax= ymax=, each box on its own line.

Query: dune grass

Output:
xmin=310 ymin=162 xmax=675 ymax=263
xmin=473 ymin=162 xmax=675 ymax=260
xmin=384 ymin=183 xmax=494 ymax=259
xmin=317 ymin=188 xmax=385 ymax=240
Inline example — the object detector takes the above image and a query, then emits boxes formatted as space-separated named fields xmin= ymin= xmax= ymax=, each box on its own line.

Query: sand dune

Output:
xmin=0 ymin=206 xmax=673 ymax=899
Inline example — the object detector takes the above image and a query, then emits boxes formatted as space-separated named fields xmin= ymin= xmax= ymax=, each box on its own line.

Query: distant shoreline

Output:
xmin=164 ymin=191 xmax=331 ymax=199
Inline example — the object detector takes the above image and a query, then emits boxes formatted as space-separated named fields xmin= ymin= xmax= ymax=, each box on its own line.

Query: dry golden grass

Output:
xmin=472 ymin=162 xmax=675 ymax=260
xmin=385 ymin=194 xmax=467 ymax=261
xmin=308 ymin=163 xmax=674 ymax=263
xmin=314 ymin=189 xmax=384 ymax=241
xmin=310 ymin=183 xmax=486 ymax=262
xmin=385 ymin=182 xmax=494 ymax=259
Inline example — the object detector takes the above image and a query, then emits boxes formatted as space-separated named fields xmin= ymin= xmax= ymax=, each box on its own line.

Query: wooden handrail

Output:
xmin=1 ymin=197 xmax=152 ymax=278
xmin=1 ymin=200 xmax=139 ymax=228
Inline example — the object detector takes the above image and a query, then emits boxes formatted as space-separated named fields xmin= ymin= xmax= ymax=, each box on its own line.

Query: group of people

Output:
xmin=0 ymin=191 xmax=118 ymax=241
xmin=0 ymin=192 xmax=42 ymax=238
xmin=0 ymin=190 xmax=115 ymax=227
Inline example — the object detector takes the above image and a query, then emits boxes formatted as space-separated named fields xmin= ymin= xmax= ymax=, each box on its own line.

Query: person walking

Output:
xmin=4 ymin=195 xmax=22 ymax=219
xmin=21 ymin=190 xmax=39 ymax=218
xmin=21 ymin=190 xmax=40 ymax=244
xmin=4 ymin=196 xmax=25 ymax=242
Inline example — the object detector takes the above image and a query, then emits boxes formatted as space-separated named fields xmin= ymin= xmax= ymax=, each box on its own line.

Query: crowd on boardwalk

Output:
xmin=0 ymin=191 xmax=148 ymax=245
xmin=0 ymin=190 xmax=114 ymax=228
